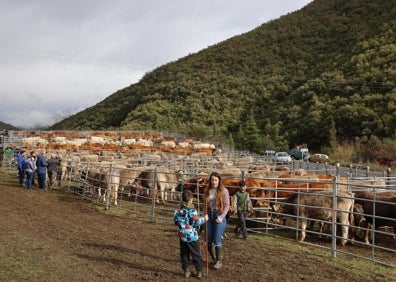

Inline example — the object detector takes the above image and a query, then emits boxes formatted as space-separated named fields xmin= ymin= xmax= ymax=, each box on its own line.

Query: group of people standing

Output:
xmin=173 ymin=172 xmax=252 ymax=278
xmin=0 ymin=129 xmax=9 ymax=143
xmin=16 ymin=150 xmax=62 ymax=190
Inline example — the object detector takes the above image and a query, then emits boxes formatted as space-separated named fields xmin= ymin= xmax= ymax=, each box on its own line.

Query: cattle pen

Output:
xmin=56 ymin=158 xmax=395 ymax=268
xmin=1 ymin=130 xmax=395 ymax=269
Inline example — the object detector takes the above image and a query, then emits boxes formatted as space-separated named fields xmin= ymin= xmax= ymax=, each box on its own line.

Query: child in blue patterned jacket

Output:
xmin=173 ymin=189 xmax=208 ymax=278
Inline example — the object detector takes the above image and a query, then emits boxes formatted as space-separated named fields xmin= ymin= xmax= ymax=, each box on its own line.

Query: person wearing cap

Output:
xmin=233 ymin=180 xmax=252 ymax=240
xmin=173 ymin=189 xmax=208 ymax=278
xmin=47 ymin=153 xmax=62 ymax=188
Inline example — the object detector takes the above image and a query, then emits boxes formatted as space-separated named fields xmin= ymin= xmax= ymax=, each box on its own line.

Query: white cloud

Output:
xmin=0 ymin=0 xmax=312 ymax=128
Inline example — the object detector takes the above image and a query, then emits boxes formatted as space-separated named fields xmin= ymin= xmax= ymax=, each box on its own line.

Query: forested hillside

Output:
xmin=0 ymin=121 xmax=18 ymax=130
xmin=49 ymin=0 xmax=396 ymax=155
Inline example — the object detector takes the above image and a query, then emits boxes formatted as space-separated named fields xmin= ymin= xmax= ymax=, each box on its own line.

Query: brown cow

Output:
xmin=350 ymin=203 xmax=368 ymax=242
xmin=353 ymin=190 xmax=396 ymax=243
xmin=118 ymin=166 xmax=147 ymax=197
xmin=272 ymin=190 xmax=355 ymax=245
xmin=176 ymin=176 xmax=206 ymax=199
xmin=280 ymin=174 xmax=333 ymax=190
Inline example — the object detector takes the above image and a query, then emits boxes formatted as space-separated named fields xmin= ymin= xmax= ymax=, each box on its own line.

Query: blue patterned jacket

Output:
xmin=173 ymin=202 xmax=206 ymax=242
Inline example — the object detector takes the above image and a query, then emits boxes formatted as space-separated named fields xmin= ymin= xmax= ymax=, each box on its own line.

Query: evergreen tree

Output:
xmin=244 ymin=115 xmax=262 ymax=153
xmin=328 ymin=117 xmax=338 ymax=154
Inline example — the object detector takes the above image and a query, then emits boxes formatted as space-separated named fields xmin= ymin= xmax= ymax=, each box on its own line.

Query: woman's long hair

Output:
xmin=204 ymin=172 xmax=225 ymax=212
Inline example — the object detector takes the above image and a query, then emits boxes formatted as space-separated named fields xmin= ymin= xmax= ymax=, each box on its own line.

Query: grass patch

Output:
xmin=255 ymin=234 xmax=395 ymax=279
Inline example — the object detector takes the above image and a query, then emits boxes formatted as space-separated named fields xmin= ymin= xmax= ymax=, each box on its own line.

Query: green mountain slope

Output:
xmin=49 ymin=0 xmax=396 ymax=152
xmin=0 ymin=121 xmax=19 ymax=130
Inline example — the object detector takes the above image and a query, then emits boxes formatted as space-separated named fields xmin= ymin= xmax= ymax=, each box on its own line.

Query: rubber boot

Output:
xmin=208 ymin=243 xmax=216 ymax=264
xmin=213 ymin=247 xmax=223 ymax=270
xmin=184 ymin=268 xmax=191 ymax=278
xmin=197 ymin=270 xmax=203 ymax=278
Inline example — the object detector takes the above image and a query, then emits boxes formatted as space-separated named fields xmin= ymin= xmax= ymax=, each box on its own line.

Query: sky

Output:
xmin=0 ymin=0 xmax=312 ymax=129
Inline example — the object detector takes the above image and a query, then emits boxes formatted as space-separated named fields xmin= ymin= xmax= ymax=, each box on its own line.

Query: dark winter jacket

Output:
xmin=47 ymin=157 xmax=61 ymax=172
xmin=36 ymin=154 xmax=48 ymax=174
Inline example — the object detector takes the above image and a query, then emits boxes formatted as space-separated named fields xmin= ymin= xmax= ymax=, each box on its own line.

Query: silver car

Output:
xmin=275 ymin=152 xmax=292 ymax=165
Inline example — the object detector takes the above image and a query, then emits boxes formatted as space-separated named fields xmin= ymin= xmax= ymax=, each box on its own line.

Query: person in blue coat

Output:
xmin=17 ymin=150 xmax=27 ymax=185
xmin=173 ymin=190 xmax=208 ymax=278
xmin=35 ymin=151 xmax=48 ymax=190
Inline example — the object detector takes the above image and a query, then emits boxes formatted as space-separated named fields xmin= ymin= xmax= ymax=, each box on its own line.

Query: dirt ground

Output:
xmin=0 ymin=170 xmax=394 ymax=282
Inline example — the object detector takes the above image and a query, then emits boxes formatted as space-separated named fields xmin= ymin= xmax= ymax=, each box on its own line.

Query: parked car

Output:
xmin=313 ymin=153 xmax=329 ymax=159
xmin=275 ymin=152 xmax=292 ymax=165
xmin=289 ymin=148 xmax=310 ymax=160
xmin=308 ymin=153 xmax=329 ymax=163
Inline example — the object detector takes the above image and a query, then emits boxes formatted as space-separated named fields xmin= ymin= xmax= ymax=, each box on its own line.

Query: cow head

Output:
xmin=268 ymin=202 xmax=288 ymax=225
xmin=353 ymin=203 xmax=366 ymax=225
xmin=132 ymin=178 xmax=143 ymax=195
xmin=271 ymin=203 xmax=281 ymax=212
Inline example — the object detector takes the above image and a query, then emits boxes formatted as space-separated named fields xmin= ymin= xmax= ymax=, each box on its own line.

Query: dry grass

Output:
xmin=329 ymin=142 xmax=392 ymax=173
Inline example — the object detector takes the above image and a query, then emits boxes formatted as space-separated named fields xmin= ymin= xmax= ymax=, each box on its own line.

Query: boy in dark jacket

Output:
xmin=233 ymin=180 xmax=252 ymax=240
xmin=173 ymin=190 xmax=208 ymax=278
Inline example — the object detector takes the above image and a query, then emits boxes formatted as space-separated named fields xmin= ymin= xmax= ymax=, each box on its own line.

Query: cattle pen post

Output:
xmin=370 ymin=188 xmax=377 ymax=260
xmin=81 ymin=161 xmax=90 ymax=200
xmin=331 ymin=175 xmax=338 ymax=258
xmin=105 ymin=163 xmax=113 ymax=210
xmin=150 ymin=166 xmax=158 ymax=223
xmin=386 ymin=168 xmax=392 ymax=186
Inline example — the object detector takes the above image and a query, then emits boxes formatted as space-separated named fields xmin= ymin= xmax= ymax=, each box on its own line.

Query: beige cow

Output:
xmin=273 ymin=190 xmax=355 ymax=245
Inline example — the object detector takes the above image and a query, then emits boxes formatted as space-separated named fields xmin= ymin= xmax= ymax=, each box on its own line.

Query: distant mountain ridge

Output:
xmin=49 ymin=0 xmax=396 ymax=153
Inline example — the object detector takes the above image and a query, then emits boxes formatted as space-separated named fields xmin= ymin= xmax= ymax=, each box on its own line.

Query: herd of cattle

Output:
xmin=6 ymin=130 xmax=396 ymax=247
xmin=67 ymin=161 xmax=395 ymax=247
